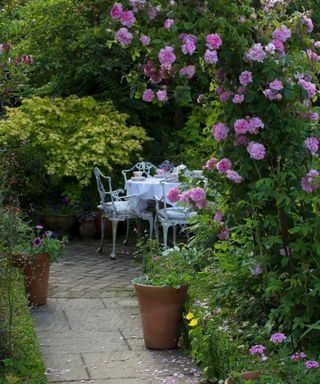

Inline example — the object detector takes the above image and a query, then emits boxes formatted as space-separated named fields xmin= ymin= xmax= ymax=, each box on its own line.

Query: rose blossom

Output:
xmin=234 ymin=119 xmax=249 ymax=135
xmin=181 ymin=40 xmax=196 ymax=55
xmin=239 ymin=71 xmax=253 ymax=86
xmin=299 ymin=79 xmax=317 ymax=99
xmin=265 ymin=43 xmax=276 ymax=55
xmin=219 ymin=227 xmax=229 ymax=240
xmin=220 ymin=91 xmax=233 ymax=103
xmin=214 ymin=209 xmax=223 ymax=223
xmin=179 ymin=65 xmax=195 ymax=79
xmin=115 ymin=28 xmax=133 ymax=46
xmin=234 ymin=135 xmax=249 ymax=146
xmin=233 ymin=94 xmax=244 ymax=104
xmin=303 ymin=16 xmax=314 ymax=33
xmin=164 ymin=18 xmax=175 ymax=29
xmin=239 ymin=16 xmax=246 ymax=24
xmin=306 ymin=112 xmax=319 ymax=121
xmin=204 ymin=158 xmax=217 ymax=169
xmin=272 ymin=24 xmax=291 ymax=42
xmin=148 ymin=6 xmax=159 ymax=19
xmin=272 ymin=39 xmax=285 ymax=54
xmin=301 ymin=169 xmax=319 ymax=193
xmin=304 ymin=137 xmax=319 ymax=155
xmin=248 ymin=117 xmax=264 ymax=134
xmin=226 ymin=170 xmax=243 ymax=183
xmin=250 ymin=345 xmax=265 ymax=354
xmin=206 ymin=34 xmax=222 ymax=50
xmin=270 ymin=332 xmax=287 ymax=343
xmin=119 ymin=11 xmax=136 ymax=27
xmin=158 ymin=46 xmax=176 ymax=67
xmin=245 ymin=43 xmax=266 ymax=62
xmin=212 ymin=122 xmax=229 ymax=142
xmin=269 ymin=79 xmax=283 ymax=91
xmin=157 ymin=89 xmax=168 ymax=102
xmin=204 ymin=49 xmax=218 ymax=64
xmin=142 ymin=89 xmax=154 ymax=102
xmin=247 ymin=142 xmax=266 ymax=160
xmin=190 ymin=187 xmax=206 ymax=202
xmin=167 ymin=187 xmax=180 ymax=203
xmin=140 ymin=35 xmax=150 ymax=46
xmin=110 ymin=3 xmax=123 ymax=19
xmin=216 ymin=158 xmax=232 ymax=173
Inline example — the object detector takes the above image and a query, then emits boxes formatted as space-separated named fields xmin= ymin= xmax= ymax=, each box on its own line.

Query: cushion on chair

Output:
xmin=159 ymin=208 xmax=196 ymax=220
xmin=100 ymin=201 xmax=134 ymax=215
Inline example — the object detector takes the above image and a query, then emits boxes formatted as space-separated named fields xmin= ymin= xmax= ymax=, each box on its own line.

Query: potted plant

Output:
xmin=133 ymin=240 xmax=192 ymax=350
xmin=13 ymin=225 xmax=66 ymax=306
xmin=41 ymin=196 xmax=77 ymax=233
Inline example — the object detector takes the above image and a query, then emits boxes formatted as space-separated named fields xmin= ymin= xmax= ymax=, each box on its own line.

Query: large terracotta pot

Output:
xmin=134 ymin=282 xmax=189 ymax=350
xmin=42 ymin=214 xmax=76 ymax=232
xmin=23 ymin=253 xmax=51 ymax=306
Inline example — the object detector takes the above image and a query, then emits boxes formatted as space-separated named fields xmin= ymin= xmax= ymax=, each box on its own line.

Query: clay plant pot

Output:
xmin=225 ymin=371 xmax=260 ymax=384
xmin=42 ymin=214 xmax=76 ymax=232
xmin=134 ymin=283 xmax=189 ymax=350
xmin=79 ymin=221 xmax=97 ymax=239
xmin=23 ymin=252 xmax=51 ymax=306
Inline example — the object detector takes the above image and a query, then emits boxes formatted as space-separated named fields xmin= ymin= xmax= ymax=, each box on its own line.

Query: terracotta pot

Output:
xmin=134 ymin=283 xmax=189 ymax=350
xmin=79 ymin=221 xmax=97 ymax=239
xmin=42 ymin=214 xmax=76 ymax=232
xmin=23 ymin=253 xmax=51 ymax=306
xmin=225 ymin=371 xmax=260 ymax=384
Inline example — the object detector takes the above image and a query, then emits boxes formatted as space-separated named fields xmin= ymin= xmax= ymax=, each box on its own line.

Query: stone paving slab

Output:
xmin=32 ymin=240 xmax=201 ymax=384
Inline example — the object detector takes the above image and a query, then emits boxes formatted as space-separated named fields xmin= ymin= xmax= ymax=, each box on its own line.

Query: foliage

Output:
xmin=0 ymin=96 xmax=149 ymax=202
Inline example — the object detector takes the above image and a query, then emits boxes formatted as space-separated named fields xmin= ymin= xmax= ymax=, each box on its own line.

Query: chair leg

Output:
xmin=173 ymin=225 xmax=177 ymax=246
xmin=110 ymin=220 xmax=118 ymax=260
xmin=154 ymin=215 xmax=159 ymax=242
xmin=147 ymin=216 xmax=153 ymax=239
xmin=163 ymin=224 xmax=169 ymax=249
xmin=136 ymin=218 xmax=142 ymax=238
xmin=97 ymin=214 xmax=105 ymax=253
xmin=123 ymin=219 xmax=130 ymax=245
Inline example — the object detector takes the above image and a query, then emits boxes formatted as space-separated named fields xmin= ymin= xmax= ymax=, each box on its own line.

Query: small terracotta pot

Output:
xmin=225 ymin=371 xmax=260 ymax=384
xmin=134 ymin=283 xmax=189 ymax=350
xmin=23 ymin=253 xmax=51 ymax=306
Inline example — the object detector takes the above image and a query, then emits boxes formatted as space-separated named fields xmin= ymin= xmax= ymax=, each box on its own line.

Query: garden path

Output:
xmin=31 ymin=239 xmax=200 ymax=384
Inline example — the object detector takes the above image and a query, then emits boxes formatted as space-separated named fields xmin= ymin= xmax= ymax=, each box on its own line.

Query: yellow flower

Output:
xmin=185 ymin=312 xmax=194 ymax=320
xmin=189 ymin=318 xmax=198 ymax=327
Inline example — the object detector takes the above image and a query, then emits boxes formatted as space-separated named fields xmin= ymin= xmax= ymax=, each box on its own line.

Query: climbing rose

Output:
xmin=214 ymin=209 xmax=223 ymax=223
xmin=306 ymin=112 xmax=319 ymax=121
xmin=234 ymin=135 xmax=249 ymax=147
xmin=158 ymin=46 xmax=176 ymax=67
xmin=247 ymin=142 xmax=266 ymax=160
xmin=204 ymin=158 xmax=217 ymax=169
xmin=272 ymin=24 xmax=291 ymax=42
xmin=234 ymin=119 xmax=249 ymax=135
xmin=190 ymin=187 xmax=206 ymax=202
xmin=181 ymin=40 xmax=196 ymax=55
xmin=216 ymin=158 xmax=232 ymax=173
xmin=248 ymin=117 xmax=264 ymax=134
xmin=315 ymin=41 xmax=320 ymax=48
xmin=142 ymin=89 xmax=154 ymax=102
xmin=205 ymin=34 xmax=222 ymax=50
xmin=220 ymin=91 xmax=233 ymax=103
xmin=179 ymin=65 xmax=195 ymax=79
xmin=265 ymin=43 xmax=276 ymax=54
xmin=212 ymin=123 xmax=229 ymax=142
xmin=110 ymin=3 xmax=123 ymax=19
xmin=204 ymin=49 xmax=218 ymax=64
xmin=233 ymin=94 xmax=244 ymax=104
xmin=291 ymin=352 xmax=307 ymax=361
xmin=239 ymin=70 xmax=253 ymax=86
xmin=304 ymin=137 xmax=319 ymax=155
xmin=157 ymin=89 xmax=168 ymax=102
xmin=167 ymin=188 xmax=180 ymax=203
xmin=164 ymin=18 xmax=174 ymax=29
xmin=272 ymin=39 xmax=285 ymax=54
xmin=250 ymin=345 xmax=265 ymax=354
xmin=299 ymin=79 xmax=317 ymax=99
xmin=148 ymin=6 xmax=159 ymax=19
xmin=226 ymin=170 xmax=243 ymax=184
xmin=115 ymin=28 xmax=133 ymax=46
xmin=119 ymin=11 xmax=136 ymax=27
xmin=239 ymin=16 xmax=246 ymax=24
xmin=219 ymin=227 xmax=229 ymax=240
xmin=270 ymin=332 xmax=287 ymax=343
xmin=301 ymin=170 xmax=319 ymax=193
xmin=245 ymin=43 xmax=266 ymax=62
xmin=269 ymin=79 xmax=283 ymax=91
xmin=303 ymin=16 xmax=314 ymax=33
xmin=305 ymin=361 xmax=319 ymax=369
xmin=140 ymin=35 xmax=150 ymax=46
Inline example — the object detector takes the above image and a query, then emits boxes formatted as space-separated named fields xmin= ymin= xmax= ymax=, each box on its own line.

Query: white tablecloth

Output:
xmin=126 ymin=177 xmax=180 ymax=212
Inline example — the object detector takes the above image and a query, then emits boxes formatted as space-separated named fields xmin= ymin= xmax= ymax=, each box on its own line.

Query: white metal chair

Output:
xmin=154 ymin=181 xmax=196 ymax=249
xmin=122 ymin=161 xmax=157 ymax=187
xmin=94 ymin=167 xmax=153 ymax=259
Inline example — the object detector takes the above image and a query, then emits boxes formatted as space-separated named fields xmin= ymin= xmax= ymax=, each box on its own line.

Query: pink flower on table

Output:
xmin=234 ymin=135 xmax=249 ymax=147
xmin=110 ymin=3 xmax=123 ymax=19
xmin=234 ymin=119 xmax=249 ymax=135
xmin=299 ymin=79 xmax=317 ymax=99
xmin=272 ymin=24 xmax=291 ymax=42
xmin=204 ymin=158 xmax=217 ymax=169
xmin=305 ymin=361 xmax=319 ymax=369
xmin=164 ymin=18 xmax=175 ymax=29
xmin=245 ymin=43 xmax=266 ymax=63
xmin=179 ymin=65 xmax=195 ymax=79
xmin=301 ymin=169 xmax=319 ymax=193
xmin=250 ymin=345 xmax=265 ymax=354
xmin=204 ymin=49 xmax=218 ymax=64
xmin=226 ymin=170 xmax=243 ymax=184
xmin=206 ymin=34 xmax=222 ymax=50
xmin=167 ymin=187 xmax=181 ymax=203
xmin=247 ymin=142 xmax=266 ymax=160
xmin=233 ymin=94 xmax=244 ymax=104
xmin=220 ymin=91 xmax=233 ymax=103
xmin=142 ymin=89 xmax=154 ymax=102
xmin=270 ymin=332 xmax=287 ymax=343
xmin=214 ymin=209 xmax=223 ymax=224
xmin=265 ymin=43 xmax=276 ymax=55
xmin=158 ymin=46 xmax=176 ymax=67
xmin=248 ymin=117 xmax=264 ymax=134
xmin=219 ymin=226 xmax=229 ymax=240
xmin=140 ymin=35 xmax=150 ymax=46
xmin=304 ymin=137 xmax=319 ymax=155
xmin=115 ymin=28 xmax=133 ymax=46
xmin=303 ymin=16 xmax=314 ymax=33
xmin=212 ymin=122 xmax=229 ymax=142
xmin=119 ymin=11 xmax=136 ymax=27
xmin=239 ymin=70 xmax=253 ymax=86
xmin=291 ymin=352 xmax=306 ymax=361
xmin=272 ymin=39 xmax=285 ymax=54
xmin=269 ymin=79 xmax=283 ymax=91
xmin=157 ymin=89 xmax=168 ymax=102
xmin=216 ymin=158 xmax=232 ymax=173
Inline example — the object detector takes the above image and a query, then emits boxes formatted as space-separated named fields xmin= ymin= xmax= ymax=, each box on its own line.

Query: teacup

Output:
xmin=192 ymin=170 xmax=203 ymax=177
xmin=133 ymin=171 xmax=143 ymax=178
xmin=156 ymin=169 xmax=164 ymax=175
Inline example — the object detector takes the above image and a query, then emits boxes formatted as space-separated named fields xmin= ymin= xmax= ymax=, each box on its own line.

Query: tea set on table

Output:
xmin=130 ymin=168 xmax=203 ymax=182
